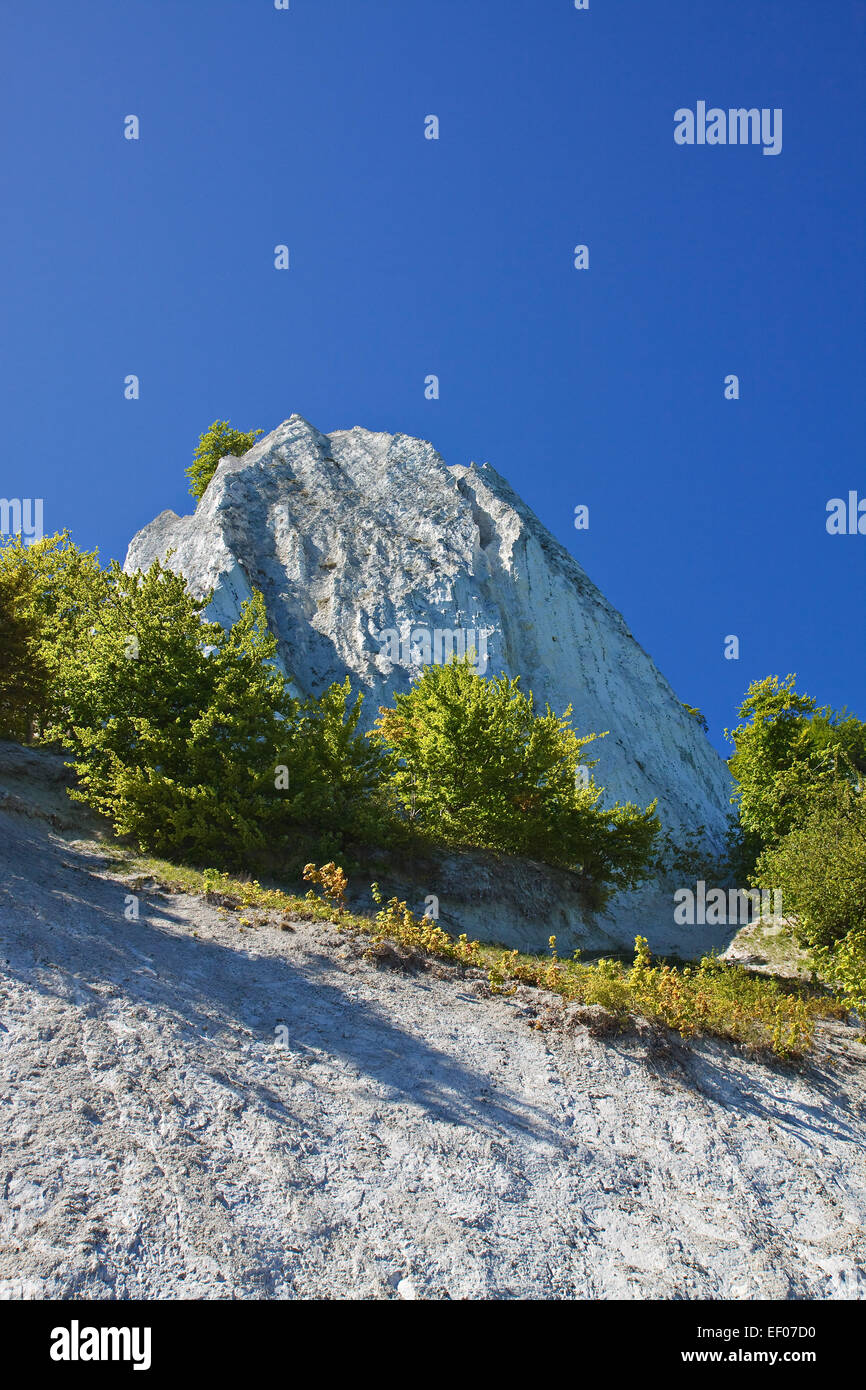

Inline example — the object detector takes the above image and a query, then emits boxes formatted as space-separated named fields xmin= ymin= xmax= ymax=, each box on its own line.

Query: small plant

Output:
xmin=681 ymin=702 xmax=709 ymax=734
xmin=367 ymin=887 xmax=482 ymax=968
xmin=303 ymin=861 xmax=348 ymax=912
xmin=488 ymin=949 xmax=520 ymax=996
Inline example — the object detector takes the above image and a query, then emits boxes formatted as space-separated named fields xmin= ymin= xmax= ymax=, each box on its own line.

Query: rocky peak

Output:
xmin=125 ymin=416 xmax=733 ymax=851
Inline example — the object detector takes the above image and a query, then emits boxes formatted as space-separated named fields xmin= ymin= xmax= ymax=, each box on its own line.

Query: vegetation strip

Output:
xmin=108 ymin=850 xmax=846 ymax=1060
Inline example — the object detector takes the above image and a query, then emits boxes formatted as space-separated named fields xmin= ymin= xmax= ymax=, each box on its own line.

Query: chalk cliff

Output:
xmin=125 ymin=416 xmax=735 ymax=953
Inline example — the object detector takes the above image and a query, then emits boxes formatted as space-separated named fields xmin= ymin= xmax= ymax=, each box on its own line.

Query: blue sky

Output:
xmin=2 ymin=0 xmax=863 ymax=754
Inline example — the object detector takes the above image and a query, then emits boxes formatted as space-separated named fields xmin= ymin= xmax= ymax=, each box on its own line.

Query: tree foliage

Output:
xmin=0 ymin=532 xmax=106 ymax=740
xmin=186 ymin=420 xmax=263 ymax=501
xmin=755 ymin=783 xmax=866 ymax=1014
xmin=729 ymin=674 xmax=866 ymax=1018
xmin=63 ymin=562 xmax=383 ymax=865
xmin=0 ymin=558 xmax=45 ymax=741
xmin=281 ymin=678 xmax=387 ymax=847
xmin=370 ymin=655 xmax=659 ymax=906
xmin=0 ymin=531 xmax=382 ymax=866
xmin=726 ymin=673 xmax=866 ymax=858
xmin=756 ymin=782 xmax=866 ymax=953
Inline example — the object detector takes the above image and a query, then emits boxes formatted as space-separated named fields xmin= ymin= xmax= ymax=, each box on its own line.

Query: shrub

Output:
xmin=755 ymin=783 xmax=866 ymax=1016
xmin=822 ymin=930 xmax=866 ymax=1017
xmin=303 ymin=861 xmax=348 ymax=911
xmin=282 ymin=678 xmax=390 ymax=852
xmin=66 ymin=560 xmax=282 ymax=860
xmin=0 ymin=558 xmax=45 ymax=741
xmin=370 ymin=654 xmax=659 ymax=906
xmin=727 ymin=674 xmax=866 ymax=864
xmin=0 ymin=531 xmax=107 ymax=741
xmin=186 ymin=420 xmax=263 ymax=501
xmin=60 ymin=558 xmax=387 ymax=867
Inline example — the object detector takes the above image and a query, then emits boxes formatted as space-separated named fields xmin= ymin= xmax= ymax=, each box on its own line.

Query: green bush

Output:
xmin=823 ymin=929 xmax=866 ymax=1017
xmin=186 ymin=420 xmax=263 ymax=501
xmin=0 ymin=531 xmax=107 ymax=741
xmin=65 ymin=559 xmax=266 ymax=858
xmin=280 ymin=677 xmax=390 ymax=850
xmin=727 ymin=674 xmax=866 ymax=865
xmin=0 ymin=557 xmax=45 ymax=741
xmin=756 ymin=782 xmax=866 ymax=1015
xmin=370 ymin=654 xmax=659 ymax=906
xmin=62 ymin=561 xmax=386 ymax=867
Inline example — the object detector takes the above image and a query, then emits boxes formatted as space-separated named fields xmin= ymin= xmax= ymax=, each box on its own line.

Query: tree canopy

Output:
xmin=186 ymin=420 xmax=263 ymax=501
xmin=370 ymin=655 xmax=659 ymax=907
xmin=726 ymin=673 xmax=866 ymax=855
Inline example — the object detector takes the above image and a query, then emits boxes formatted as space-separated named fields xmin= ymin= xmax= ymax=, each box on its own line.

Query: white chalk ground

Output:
xmin=1 ymin=807 xmax=865 ymax=1301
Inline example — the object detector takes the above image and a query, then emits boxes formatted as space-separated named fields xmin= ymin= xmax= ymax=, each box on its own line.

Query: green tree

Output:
xmin=186 ymin=420 xmax=264 ymax=501
xmin=370 ymin=655 xmax=659 ymax=906
xmin=65 ymin=559 xmax=386 ymax=866
xmin=726 ymin=674 xmax=866 ymax=860
xmin=0 ymin=560 xmax=46 ymax=740
xmin=65 ymin=558 xmax=229 ymax=851
xmin=756 ymin=783 xmax=866 ymax=1014
xmin=283 ymin=677 xmax=389 ymax=846
xmin=65 ymin=563 xmax=307 ymax=863
xmin=0 ymin=531 xmax=107 ymax=741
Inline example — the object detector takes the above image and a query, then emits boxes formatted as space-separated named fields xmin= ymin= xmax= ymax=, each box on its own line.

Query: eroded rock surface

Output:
xmin=124 ymin=418 xmax=734 ymax=953
xmin=1 ymin=809 xmax=864 ymax=1301
xmin=125 ymin=418 xmax=731 ymax=835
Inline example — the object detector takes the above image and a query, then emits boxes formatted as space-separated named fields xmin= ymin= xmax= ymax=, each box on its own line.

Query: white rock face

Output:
xmin=3 ymin=805 xmax=865 ymax=1300
xmin=125 ymin=416 xmax=736 ymax=954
